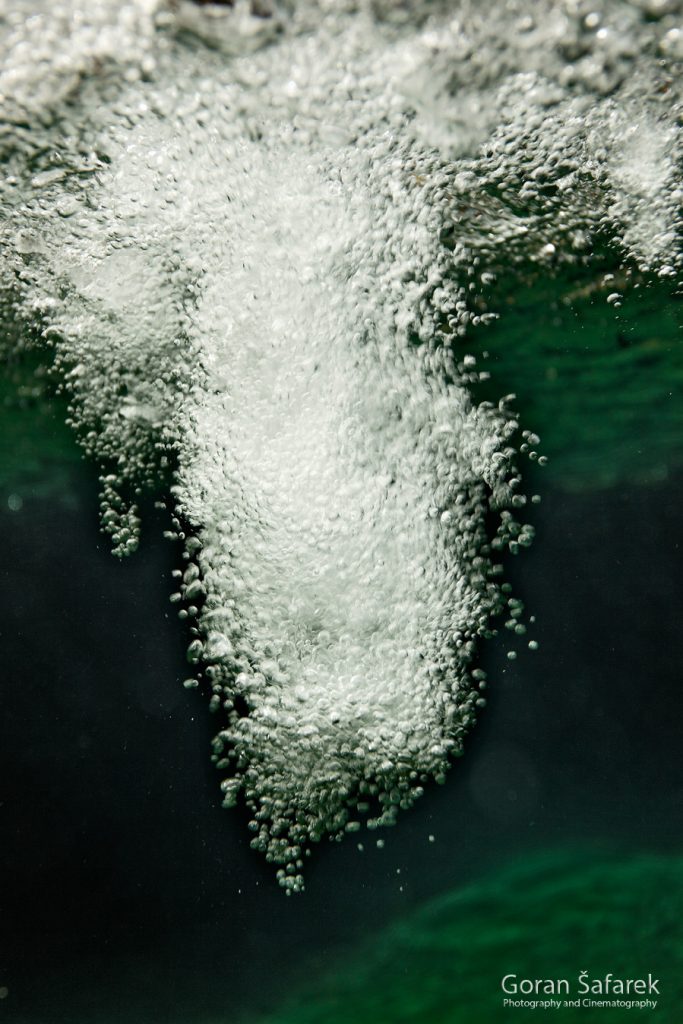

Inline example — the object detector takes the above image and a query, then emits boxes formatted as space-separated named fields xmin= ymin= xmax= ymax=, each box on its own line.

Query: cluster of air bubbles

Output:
xmin=1 ymin=0 xmax=680 ymax=889
xmin=0 ymin=0 xmax=165 ymax=135
xmin=99 ymin=474 xmax=141 ymax=557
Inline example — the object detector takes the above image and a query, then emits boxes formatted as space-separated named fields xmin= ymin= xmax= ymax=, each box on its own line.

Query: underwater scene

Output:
xmin=1 ymin=0 xmax=682 ymax=1021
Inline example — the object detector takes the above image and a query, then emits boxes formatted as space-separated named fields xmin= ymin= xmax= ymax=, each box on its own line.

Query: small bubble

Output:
xmin=7 ymin=494 xmax=23 ymax=512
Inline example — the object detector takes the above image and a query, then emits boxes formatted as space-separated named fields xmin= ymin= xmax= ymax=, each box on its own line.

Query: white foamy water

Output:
xmin=1 ymin=0 xmax=680 ymax=889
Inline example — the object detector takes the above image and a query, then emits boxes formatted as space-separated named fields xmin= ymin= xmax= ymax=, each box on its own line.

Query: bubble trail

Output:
xmin=1 ymin=0 xmax=680 ymax=890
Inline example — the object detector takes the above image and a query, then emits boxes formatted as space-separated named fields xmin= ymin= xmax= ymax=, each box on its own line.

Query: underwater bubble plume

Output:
xmin=1 ymin=0 xmax=681 ymax=890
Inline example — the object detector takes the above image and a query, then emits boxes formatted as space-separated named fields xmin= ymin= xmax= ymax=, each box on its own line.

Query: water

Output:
xmin=1 ymin=0 xmax=682 ymax=1020
xmin=2 ymin=465 xmax=682 ymax=1022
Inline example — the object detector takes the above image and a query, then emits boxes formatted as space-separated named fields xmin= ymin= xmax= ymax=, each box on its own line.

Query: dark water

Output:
xmin=1 ymin=421 xmax=682 ymax=1021
xmin=1 ymin=260 xmax=681 ymax=1024
xmin=2 ymin=1 xmax=683 ymax=1018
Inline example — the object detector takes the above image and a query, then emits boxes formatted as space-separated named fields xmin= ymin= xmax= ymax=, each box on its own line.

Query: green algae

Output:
xmin=260 ymin=851 xmax=683 ymax=1024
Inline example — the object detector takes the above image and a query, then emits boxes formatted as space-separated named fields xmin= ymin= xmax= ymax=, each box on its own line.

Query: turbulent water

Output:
xmin=1 ymin=0 xmax=681 ymax=890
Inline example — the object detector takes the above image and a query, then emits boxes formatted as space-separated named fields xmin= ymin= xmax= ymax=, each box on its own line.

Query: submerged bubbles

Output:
xmin=1 ymin=0 xmax=680 ymax=890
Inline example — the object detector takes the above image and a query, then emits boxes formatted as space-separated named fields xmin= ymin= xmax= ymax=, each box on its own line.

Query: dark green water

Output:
xmin=1 ymin=277 xmax=681 ymax=1023
xmin=469 ymin=266 xmax=683 ymax=491
xmin=261 ymin=853 xmax=683 ymax=1024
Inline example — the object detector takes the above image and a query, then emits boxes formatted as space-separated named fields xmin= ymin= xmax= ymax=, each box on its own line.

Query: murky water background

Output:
xmin=1 ymin=0 xmax=682 ymax=1020
xmin=2 ymin=315 xmax=682 ymax=1022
